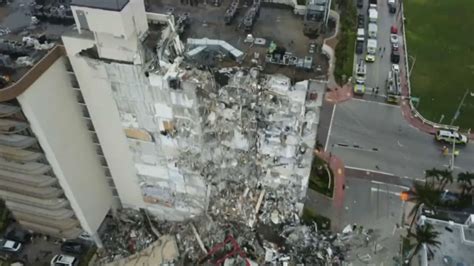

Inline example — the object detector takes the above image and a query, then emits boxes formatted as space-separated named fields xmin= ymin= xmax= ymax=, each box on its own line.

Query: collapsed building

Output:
xmin=0 ymin=0 xmax=337 ymax=263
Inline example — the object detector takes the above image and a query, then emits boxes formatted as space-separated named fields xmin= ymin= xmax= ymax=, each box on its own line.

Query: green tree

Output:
xmin=424 ymin=168 xmax=453 ymax=190
xmin=457 ymin=172 xmax=474 ymax=196
xmin=406 ymin=224 xmax=441 ymax=264
xmin=408 ymin=182 xmax=440 ymax=231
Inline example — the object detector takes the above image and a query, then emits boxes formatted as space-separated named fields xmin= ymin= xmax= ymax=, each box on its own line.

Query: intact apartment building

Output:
xmin=0 ymin=0 xmax=322 ymax=245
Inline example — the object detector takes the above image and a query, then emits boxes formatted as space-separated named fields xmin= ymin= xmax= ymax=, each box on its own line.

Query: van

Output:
xmin=367 ymin=39 xmax=377 ymax=54
xmin=435 ymin=130 xmax=468 ymax=145
xmin=368 ymin=8 xmax=378 ymax=22
xmin=368 ymin=23 xmax=377 ymax=38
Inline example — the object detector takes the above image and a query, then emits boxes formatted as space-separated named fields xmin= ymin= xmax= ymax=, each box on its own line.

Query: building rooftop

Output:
xmin=0 ymin=0 xmax=75 ymax=93
xmin=425 ymin=218 xmax=474 ymax=266
xmin=71 ymin=0 xmax=129 ymax=11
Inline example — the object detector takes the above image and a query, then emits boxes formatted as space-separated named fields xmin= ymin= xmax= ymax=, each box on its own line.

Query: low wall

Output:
xmin=262 ymin=0 xmax=306 ymax=15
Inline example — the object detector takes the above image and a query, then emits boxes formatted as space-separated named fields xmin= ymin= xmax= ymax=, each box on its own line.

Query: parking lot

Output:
xmin=326 ymin=99 xmax=474 ymax=179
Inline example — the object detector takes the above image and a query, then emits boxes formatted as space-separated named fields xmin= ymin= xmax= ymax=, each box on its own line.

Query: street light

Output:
xmin=449 ymin=89 xmax=472 ymax=170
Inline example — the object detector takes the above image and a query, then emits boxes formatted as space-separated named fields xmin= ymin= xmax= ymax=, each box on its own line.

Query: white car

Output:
xmin=390 ymin=34 xmax=399 ymax=44
xmin=51 ymin=254 xmax=76 ymax=266
xmin=0 ymin=238 xmax=22 ymax=252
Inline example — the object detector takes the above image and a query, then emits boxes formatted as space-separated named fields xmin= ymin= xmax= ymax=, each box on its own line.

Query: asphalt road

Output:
xmin=327 ymin=99 xmax=474 ymax=179
xmin=356 ymin=0 xmax=402 ymax=97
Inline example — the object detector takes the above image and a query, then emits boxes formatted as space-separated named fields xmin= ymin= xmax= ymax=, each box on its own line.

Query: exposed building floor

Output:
xmin=149 ymin=0 xmax=329 ymax=81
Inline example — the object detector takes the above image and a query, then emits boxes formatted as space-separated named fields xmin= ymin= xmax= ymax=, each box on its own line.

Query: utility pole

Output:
xmin=449 ymin=89 xmax=471 ymax=170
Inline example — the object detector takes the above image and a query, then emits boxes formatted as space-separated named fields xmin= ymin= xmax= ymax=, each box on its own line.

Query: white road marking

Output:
xmin=325 ymin=104 xmax=336 ymax=151
xmin=351 ymin=97 xmax=401 ymax=108
xmin=371 ymin=180 xmax=409 ymax=189
xmin=346 ymin=165 xmax=395 ymax=176
xmin=371 ymin=187 xmax=401 ymax=196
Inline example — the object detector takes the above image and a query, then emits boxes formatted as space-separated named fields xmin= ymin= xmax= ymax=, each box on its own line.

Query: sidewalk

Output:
xmin=325 ymin=83 xmax=353 ymax=103
xmin=305 ymin=150 xmax=346 ymax=231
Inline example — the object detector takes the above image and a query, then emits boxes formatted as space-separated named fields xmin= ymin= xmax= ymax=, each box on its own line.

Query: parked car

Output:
xmin=357 ymin=0 xmax=363 ymax=8
xmin=390 ymin=25 xmax=398 ymax=34
xmin=51 ymin=254 xmax=77 ymax=266
xmin=388 ymin=0 xmax=396 ymax=13
xmin=5 ymin=229 xmax=31 ymax=244
xmin=390 ymin=34 xmax=399 ymax=44
xmin=435 ymin=130 xmax=468 ymax=145
xmin=357 ymin=14 xmax=365 ymax=27
xmin=356 ymin=41 xmax=364 ymax=54
xmin=61 ymin=241 xmax=85 ymax=255
xmin=390 ymin=50 xmax=400 ymax=63
xmin=391 ymin=42 xmax=399 ymax=51
xmin=0 ymin=238 xmax=22 ymax=253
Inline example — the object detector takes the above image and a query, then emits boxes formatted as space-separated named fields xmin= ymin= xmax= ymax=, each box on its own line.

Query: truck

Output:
xmin=368 ymin=23 xmax=377 ymax=38
xmin=386 ymin=69 xmax=401 ymax=103
xmin=368 ymin=8 xmax=378 ymax=23
xmin=367 ymin=39 xmax=377 ymax=54
xmin=355 ymin=59 xmax=367 ymax=83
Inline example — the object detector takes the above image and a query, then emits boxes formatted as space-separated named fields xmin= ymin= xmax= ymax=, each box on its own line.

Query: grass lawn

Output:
xmin=334 ymin=0 xmax=357 ymax=84
xmin=308 ymin=155 xmax=334 ymax=197
xmin=405 ymin=0 xmax=474 ymax=129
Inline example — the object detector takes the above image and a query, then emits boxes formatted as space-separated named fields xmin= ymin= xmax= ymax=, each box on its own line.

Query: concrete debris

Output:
xmin=98 ymin=209 xmax=158 ymax=263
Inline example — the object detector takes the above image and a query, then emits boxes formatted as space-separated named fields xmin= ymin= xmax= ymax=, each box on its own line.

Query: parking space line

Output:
xmin=324 ymin=104 xmax=336 ymax=151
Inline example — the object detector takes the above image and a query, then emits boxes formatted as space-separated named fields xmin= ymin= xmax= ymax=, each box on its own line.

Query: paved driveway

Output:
xmin=327 ymin=99 xmax=474 ymax=179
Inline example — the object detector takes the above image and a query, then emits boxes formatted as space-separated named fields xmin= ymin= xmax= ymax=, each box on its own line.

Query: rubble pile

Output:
xmin=98 ymin=210 xmax=157 ymax=263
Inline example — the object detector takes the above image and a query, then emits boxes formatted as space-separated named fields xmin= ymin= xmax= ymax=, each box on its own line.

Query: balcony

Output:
xmin=0 ymin=104 xmax=21 ymax=118
xmin=0 ymin=169 xmax=57 ymax=187
xmin=13 ymin=211 xmax=79 ymax=230
xmin=0 ymin=119 xmax=29 ymax=135
xmin=0 ymin=134 xmax=36 ymax=149
xmin=0 ymin=179 xmax=62 ymax=198
xmin=18 ymin=220 xmax=81 ymax=239
xmin=0 ymin=144 xmax=43 ymax=162
xmin=6 ymin=201 xmax=75 ymax=220
xmin=0 ymin=159 xmax=51 ymax=175
xmin=0 ymin=190 xmax=68 ymax=210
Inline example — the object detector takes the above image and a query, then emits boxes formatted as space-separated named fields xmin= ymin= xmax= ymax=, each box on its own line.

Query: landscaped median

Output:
xmin=334 ymin=0 xmax=357 ymax=84
xmin=308 ymin=155 xmax=334 ymax=198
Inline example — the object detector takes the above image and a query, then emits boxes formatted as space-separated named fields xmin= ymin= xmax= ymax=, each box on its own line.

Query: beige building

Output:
xmin=0 ymin=46 xmax=116 ymax=245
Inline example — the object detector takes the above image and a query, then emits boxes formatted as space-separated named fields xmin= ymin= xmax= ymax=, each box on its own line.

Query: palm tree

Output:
xmin=438 ymin=169 xmax=454 ymax=190
xmin=457 ymin=172 xmax=474 ymax=196
xmin=424 ymin=168 xmax=442 ymax=186
xmin=408 ymin=182 xmax=440 ymax=231
xmin=406 ymin=223 xmax=441 ymax=264
xmin=424 ymin=168 xmax=454 ymax=190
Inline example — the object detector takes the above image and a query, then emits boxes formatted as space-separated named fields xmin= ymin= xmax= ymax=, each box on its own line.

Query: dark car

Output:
xmin=391 ymin=50 xmax=400 ymax=63
xmin=357 ymin=0 xmax=363 ymax=8
xmin=357 ymin=14 xmax=364 ymax=27
xmin=5 ymin=229 xmax=31 ymax=244
xmin=60 ymin=241 xmax=86 ymax=255
xmin=356 ymin=41 xmax=364 ymax=55
xmin=389 ymin=4 xmax=396 ymax=14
